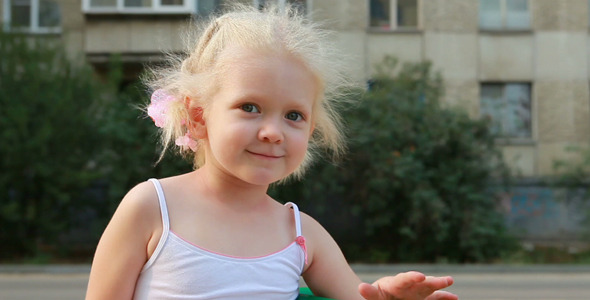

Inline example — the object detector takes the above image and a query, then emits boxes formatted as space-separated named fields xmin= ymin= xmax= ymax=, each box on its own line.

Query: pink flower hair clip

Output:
xmin=147 ymin=89 xmax=176 ymax=128
xmin=148 ymin=89 xmax=198 ymax=152
xmin=175 ymin=132 xmax=198 ymax=152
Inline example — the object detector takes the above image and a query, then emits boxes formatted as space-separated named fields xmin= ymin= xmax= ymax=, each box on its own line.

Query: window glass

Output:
xmin=39 ymin=0 xmax=60 ymax=27
xmin=504 ymin=83 xmax=531 ymax=137
xmin=124 ymin=0 xmax=150 ymax=8
xmin=89 ymin=0 xmax=116 ymax=7
xmin=11 ymin=0 xmax=31 ymax=28
xmin=197 ymin=0 xmax=218 ymax=16
xmin=162 ymin=0 xmax=184 ymax=5
xmin=480 ymin=83 xmax=531 ymax=138
xmin=481 ymin=84 xmax=505 ymax=135
xmin=370 ymin=0 xmax=391 ymax=28
xmin=505 ymin=0 xmax=529 ymax=29
xmin=397 ymin=0 xmax=417 ymax=27
xmin=479 ymin=0 xmax=502 ymax=29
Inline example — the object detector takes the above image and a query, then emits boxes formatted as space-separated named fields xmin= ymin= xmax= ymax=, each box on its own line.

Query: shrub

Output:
xmin=0 ymin=33 xmax=190 ymax=261
xmin=273 ymin=57 xmax=516 ymax=263
xmin=0 ymin=32 xmax=108 ymax=259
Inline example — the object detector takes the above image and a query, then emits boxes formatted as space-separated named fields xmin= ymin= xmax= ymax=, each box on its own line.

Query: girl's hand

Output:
xmin=358 ymin=271 xmax=458 ymax=300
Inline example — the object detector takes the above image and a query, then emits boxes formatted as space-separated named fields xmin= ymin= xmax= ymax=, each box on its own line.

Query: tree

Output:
xmin=273 ymin=56 xmax=516 ymax=263
xmin=0 ymin=33 xmax=191 ymax=261
xmin=0 ymin=32 xmax=108 ymax=259
xmin=553 ymin=146 xmax=590 ymax=240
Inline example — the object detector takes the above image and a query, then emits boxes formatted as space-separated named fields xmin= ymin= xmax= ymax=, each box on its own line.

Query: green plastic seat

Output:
xmin=297 ymin=287 xmax=333 ymax=299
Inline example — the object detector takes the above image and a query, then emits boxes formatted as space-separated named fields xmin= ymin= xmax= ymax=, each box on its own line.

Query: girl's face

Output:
xmin=201 ymin=48 xmax=317 ymax=186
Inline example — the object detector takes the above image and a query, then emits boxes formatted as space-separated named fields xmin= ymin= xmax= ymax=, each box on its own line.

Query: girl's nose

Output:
xmin=258 ymin=120 xmax=284 ymax=144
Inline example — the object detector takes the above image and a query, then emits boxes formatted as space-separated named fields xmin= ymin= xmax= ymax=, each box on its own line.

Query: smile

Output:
xmin=246 ymin=151 xmax=283 ymax=159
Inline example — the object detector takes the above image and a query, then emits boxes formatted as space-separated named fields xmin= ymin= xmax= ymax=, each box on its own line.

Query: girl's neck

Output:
xmin=192 ymin=165 xmax=271 ymax=209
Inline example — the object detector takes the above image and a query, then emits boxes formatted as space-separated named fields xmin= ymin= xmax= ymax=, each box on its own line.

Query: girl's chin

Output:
xmin=239 ymin=171 xmax=290 ymax=186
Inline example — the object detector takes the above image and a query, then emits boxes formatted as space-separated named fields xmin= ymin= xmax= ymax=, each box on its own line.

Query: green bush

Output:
xmin=553 ymin=146 xmax=590 ymax=239
xmin=95 ymin=62 xmax=192 ymax=219
xmin=273 ymin=57 xmax=516 ymax=263
xmin=0 ymin=32 xmax=108 ymax=259
xmin=0 ymin=33 xmax=190 ymax=261
xmin=0 ymin=33 xmax=515 ymax=263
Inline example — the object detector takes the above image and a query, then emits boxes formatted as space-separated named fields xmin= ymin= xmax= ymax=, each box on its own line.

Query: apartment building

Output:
xmin=3 ymin=0 xmax=589 ymax=243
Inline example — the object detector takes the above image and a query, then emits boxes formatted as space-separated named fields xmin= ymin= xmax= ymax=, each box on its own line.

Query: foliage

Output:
xmin=0 ymin=33 xmax=190 ymax=261
xmin=95 ymin=60 xmax=192 ymax=222
xmin=274 ymin=56 xmax=516 ymax=263
xmin=554 ymin=146 xmax=590 ymax=187
xmin=553 ymin=146 xmax=590 ymax=239
xmin=0 ymin=32 xmax=107 ymax=259
xmin=0 ymin=33 xmax=515 ymax=263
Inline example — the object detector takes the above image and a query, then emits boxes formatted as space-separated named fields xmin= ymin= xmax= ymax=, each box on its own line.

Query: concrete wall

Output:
xmin=7 ymin=0 xmax=589 ymax=182
xmin=531 ymin=0 xmax=590 ymax=176
xmin=502 ymin=184 xmax=590 ymax=246
xmin=58 ymin=0 xmax=85 ymax=60
xmin=327 ymin=0 xmax=590 ymax=180
xmin=85 ymin=18 xmax=188 ymax=55
xmin=5 ymin=0 xmax=589 ymax=245
xmin=0 ymin=0 xmax=4 ymax=26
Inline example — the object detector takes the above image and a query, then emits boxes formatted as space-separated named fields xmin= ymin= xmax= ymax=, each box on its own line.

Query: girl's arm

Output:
xmin=301 ymin=213 xmax=457 ymax=300
xmin=301 ymin=213 xmax=365 ymax=299
xmin=86 ymin=182 xmax=161 ymax=300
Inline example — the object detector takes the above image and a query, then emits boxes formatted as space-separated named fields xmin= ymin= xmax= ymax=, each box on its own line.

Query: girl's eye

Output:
xmin=286 ymin=111 xmax=303 ymax=121
xmin=241 ymin=104 xmax=259 ymax=113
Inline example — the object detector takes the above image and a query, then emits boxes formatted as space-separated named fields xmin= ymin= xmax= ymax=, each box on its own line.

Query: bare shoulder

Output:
xmin=117 ymin=180 xmax=161 ymax=223
xmin=86 ymin=180 xmax=163 ymax=299
xmin=301 ymin=212 xmax=331 ymax=239
xmin=107 ymin=180 xmax=164 ymax=246
xmin=298 ymin=212 xmax=336 ymax=265
xmin=299 ymin=211 xmax=330 ymax=238
xmin=124 ymin=180 xmax=159 ymax=204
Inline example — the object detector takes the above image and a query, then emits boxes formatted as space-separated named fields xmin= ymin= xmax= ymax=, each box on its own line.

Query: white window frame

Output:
xmin=479 ymin=0 xmax=531 ymax=31
xmin=3 ymin=0 xmax=61 ymax=34
xmin=369 ymin=0 xmax=421 ymax=30
xmin=82 ymin=0 xmax=197 ymax=14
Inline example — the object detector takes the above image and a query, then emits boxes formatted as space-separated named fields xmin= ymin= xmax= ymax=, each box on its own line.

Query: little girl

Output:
xmin=86 ymin=4 xmax=457 ymax=300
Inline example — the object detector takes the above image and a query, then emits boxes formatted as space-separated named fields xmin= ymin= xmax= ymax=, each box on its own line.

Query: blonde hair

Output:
xmin=144 ymin=3 xmax=352 ymax=181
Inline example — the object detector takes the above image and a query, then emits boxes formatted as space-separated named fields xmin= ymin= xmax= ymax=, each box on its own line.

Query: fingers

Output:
xmin=358 ymin=282 xmax=380 ymax=300
xmin=391 ymin=271 xmax=427 ymax=289
xmin=360 ymin=272 xmax=427 ymax=299
xmin=425 ymin=291 xmax=459 ymax=300
xmin=361 ymin=272 xmax=456 ymax=300
xmin=424 ymin=276 xmax=454 ymax=290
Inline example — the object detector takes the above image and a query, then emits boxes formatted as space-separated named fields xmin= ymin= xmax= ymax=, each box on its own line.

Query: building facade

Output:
xmin=3 ymin=0 xmax=590 ymax=244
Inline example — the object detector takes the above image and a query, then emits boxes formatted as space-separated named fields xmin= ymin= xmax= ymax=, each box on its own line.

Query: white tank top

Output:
xmin=133 ymin=178 xmax=307 ymax=300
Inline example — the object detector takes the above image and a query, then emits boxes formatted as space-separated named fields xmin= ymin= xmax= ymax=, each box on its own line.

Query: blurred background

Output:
xmin=1 ymin=0 xmax=590 ymax=266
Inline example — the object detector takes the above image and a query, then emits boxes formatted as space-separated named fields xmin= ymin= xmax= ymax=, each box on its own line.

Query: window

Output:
xmin=479 ymin=0 xmax=530 ymax=30
xmin=82 ymin=0 xmax=217 ymax=14
xmin=370 ymin=0 xmax=419 ymax=30
xmin=480 ymin=83 xmax=532 ymax=138
xmin=3 ymin=0 xmax=61 ymax=33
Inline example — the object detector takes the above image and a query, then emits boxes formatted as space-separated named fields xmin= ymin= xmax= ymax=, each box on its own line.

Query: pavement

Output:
xmin=1 ymin=264 xmax=590 ymax=299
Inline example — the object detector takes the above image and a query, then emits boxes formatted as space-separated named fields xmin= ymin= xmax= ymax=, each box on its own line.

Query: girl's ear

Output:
xmin=186 ymin=97 xmax=207 ymax=139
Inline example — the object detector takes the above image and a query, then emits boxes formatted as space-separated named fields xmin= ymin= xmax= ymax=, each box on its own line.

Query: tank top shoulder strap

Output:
xmin=143 ymin=178 xmax=170 ymax=271
xmin=284 ymin=202 xmax=302 ymax=237
xmin=284 ymin=202 xmax=308 ymax=265
xmin=148 ymin=178 xmax=170 ymax=232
